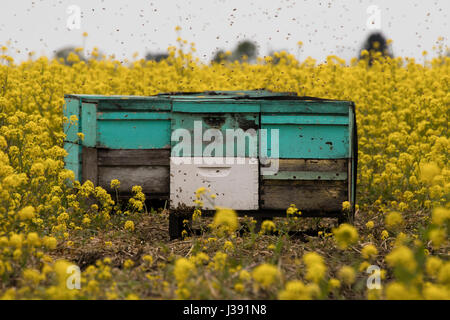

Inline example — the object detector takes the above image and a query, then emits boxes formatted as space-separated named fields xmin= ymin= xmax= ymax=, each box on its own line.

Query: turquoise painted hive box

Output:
xmin=63 ymin=94 xmax=172 ymax=199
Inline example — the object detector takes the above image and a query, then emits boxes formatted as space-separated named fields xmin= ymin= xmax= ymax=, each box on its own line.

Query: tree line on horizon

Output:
xmin=53 ymin=32 xmax=422 ymax=66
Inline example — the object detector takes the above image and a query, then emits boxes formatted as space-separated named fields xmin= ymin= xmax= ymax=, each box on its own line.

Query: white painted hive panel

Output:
xmin=170 ymin=157 xmax=259 ymax=210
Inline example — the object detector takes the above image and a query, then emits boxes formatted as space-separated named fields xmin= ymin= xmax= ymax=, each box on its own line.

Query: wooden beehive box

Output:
xmin=63 ymin=95 xmax=172 ymax=199
xmin=63 ymin=91 xmax=357 ymax=237
xmin=259 ymin=98 xmax=357 ymax=216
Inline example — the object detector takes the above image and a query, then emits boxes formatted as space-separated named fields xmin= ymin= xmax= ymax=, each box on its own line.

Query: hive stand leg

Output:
xmin=253 ymin=217 xmax=266 ymax=233
xmin=169 ymin=212 xmax=182 ymax=240
xmin=337 ymin=216 xmax=348 ymax=225
xmin=169 ymin=211 xmax=192 ymax=240
xmin=337 ymin=211 xmax=354 ymax=225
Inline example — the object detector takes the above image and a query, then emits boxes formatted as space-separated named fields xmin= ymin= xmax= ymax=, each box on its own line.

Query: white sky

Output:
xmin=0 ymin=0 xmax=448 ymax=63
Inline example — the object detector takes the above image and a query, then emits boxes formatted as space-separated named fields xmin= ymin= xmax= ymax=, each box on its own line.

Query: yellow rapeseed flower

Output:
xmin=425 ymin=256 xmax=443 ymax=277
xmin=43 ymin=236 xmax=57 ymax=250
xmin=110 ymin=179 xmax=120 ymax=189
xmin=419 ymin=162 xmax=441 ymax=184
xmin=261 ymin=220 xmax=276 ymax=233
xmin=252 ymin=263 xmax=280 ymax=289
xmin=385 ymin=282 xmax=421 ymax=300
xmin=303 ymin=252 xmax=327 ymax=283
xmin=278 ymin=280 xmax=311 ymax=300
xmin=124 ymin=220 xmax=135 ymax=232
xmin=337 ymin=266 xmax=356 ymax=285
xmin=385 ymin=246 xmax=417 ymax=274
xmin=212 ymin=207 xmax=238 ymax=236
xmin=361 ymin=244 xmax=378 ymax=260
xmin=26 ymin=232 xmax=40 ymax=247
xmin=18 ymin=206 xmax=35 ymax=220
xmin=431 ymin=207 xmax=450 ymax=225
xmin=385 ymin=211 xmax=404 ymax=230
xmin=173 ymin=258 xmax=196 ymax=283
xmin=9 ymin=233 xmax=23 ymax=248
xmin=342 ymin=201 xmax=351 ymax=211
xmin=332 ymin=223 xmax=359 ymax=250
xmin=365 ymin=221 xmax=375 ymax=229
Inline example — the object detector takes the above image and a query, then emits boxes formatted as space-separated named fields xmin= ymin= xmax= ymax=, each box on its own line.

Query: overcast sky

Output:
xmin=1 ymin=0 xmax=448 ymax=63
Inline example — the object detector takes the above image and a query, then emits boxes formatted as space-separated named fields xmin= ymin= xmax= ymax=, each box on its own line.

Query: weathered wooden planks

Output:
xmin=263 ymin=171 xmax=347 ymax=181
xmin=76 ymin=149 xmax=171 ymax=198
xmin=97 ymin=100 xmax=171 ymax=112
xmin=98 ymin=149 xmax=170 ymax=166
xmin=260 ymin=100 xmax=351 ymax=114
xmin=99 ymin=166 xmax=169 ymax=195
xmin=260 ymin=180 xmax=347 ymax=212
xmin=262 ymin=159 xmax=347 ymax=172
xmin=82 ymin=147 xmax=98 ymax=185
xmin=96 ymin=149 xmax=170 ymax=197
xmin=260 ymin=159 xmax=348 ymax=211
xmin=261 ymin=114 xmax=349 ymax=125
xmin=172 ymin=101 xmax=260 ymax=113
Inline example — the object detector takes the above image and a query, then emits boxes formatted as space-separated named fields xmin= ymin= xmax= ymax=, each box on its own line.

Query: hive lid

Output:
xmin=65 ymin=90 xmax=353 ymax=103
xmin=156 ymin=89 xmax=296 ymax=99
xmin=64 ymin=90 xmax=292 ymax=100
xmin=157 ymin=89 xmax=351 ymax=102
xmin=64 ymin=94 xmax=161 ymax=100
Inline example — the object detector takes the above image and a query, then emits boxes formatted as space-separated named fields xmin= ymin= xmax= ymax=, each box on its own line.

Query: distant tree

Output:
xmin=266 ymin=50 xmax=291 ymax=65
xmin=359 ymin=32 xmax=393 ymax=65
xmin=231 ymin=40 xmax=257 ymax=63
xmin=145 ymin=52 xmax=169 ymax=62
xmin=211 ymin=40 xmax=258 ymax=64
xmin=212 ymin=49 xmax=227 ymax=63
xmin=54 ymin=46 xmax=86 ymax=65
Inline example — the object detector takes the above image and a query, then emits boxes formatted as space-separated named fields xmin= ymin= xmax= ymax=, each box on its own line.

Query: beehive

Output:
xmin=63 ymin=90 xmax=357 ymax=237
